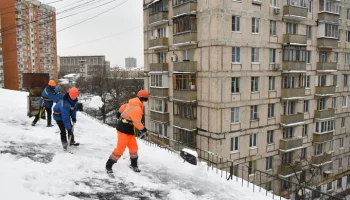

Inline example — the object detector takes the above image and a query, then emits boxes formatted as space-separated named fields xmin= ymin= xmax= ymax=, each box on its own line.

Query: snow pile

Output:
xmin=81 ymin=95 xmax=103 ymax=110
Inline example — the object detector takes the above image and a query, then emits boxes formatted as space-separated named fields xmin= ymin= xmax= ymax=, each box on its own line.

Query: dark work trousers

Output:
xmin=32 ymin=107 xmax=52 ymax=126
xmin=56 ymin=120 xmax=74 ymax=144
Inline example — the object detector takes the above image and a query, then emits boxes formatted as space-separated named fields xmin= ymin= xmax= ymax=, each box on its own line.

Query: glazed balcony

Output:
xmin=314 ymin=109 xmax=335 ymax=119
xmin=150 ymin=63 xmax=168 ymax=71
xmin=315 ymin=86 xmax=336 ymax=96
xmin=173 ymin=32 xmax=197 ymax=46
xmin=283 ymin=34 xmax=307 ymax=45
xmin=149 ymin=12 xmax=168 ymax=25
xmin=313 ymin=131 xmax=334 ymax=143
xmin=282 ymin=61 xmax=306 ymax=72
xmin=318 ymin=12 xmax=340 ymax=24
xmin=149 ymin=87 xmax=168 ymax=97
xmin=173 ymin=61 xmax=197 ymax=72
xmin=173 ymin=89 xmax=197 ymax=101
xmin=312 ymin=153 xmax=332 ymax=165
xmin=173 ymin=115 xmax=196 ymax=130
xmin=149 ymin=38 xmax=169 ymax=50
xmin=279 ymin=137 xmax=303 ymax=152
xmin=173 ymin=1 xmax=197 ymax=16
xmin=281 ymin=88 xmax=305 ymax=99
xmin=280 ymin=113 xmax=304 ymax=125
xmin=317 ymin=38 xmax=338 ymax=49
xmin=278 ymin=163 xmax=302 ymax=176
xmin=316 ymin=62 xmax=337 ymax=71
xmin=283 ymin=5 xmax=307 ymax=20
xmin=150 ymin=111 xmax=169 ymax=123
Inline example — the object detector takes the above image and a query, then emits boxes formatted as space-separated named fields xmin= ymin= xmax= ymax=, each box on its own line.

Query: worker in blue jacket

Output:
xmin=32 ymin=80 xmax=62 ymax=127
xmin=53 ymin=87 xmax=79 ymax=150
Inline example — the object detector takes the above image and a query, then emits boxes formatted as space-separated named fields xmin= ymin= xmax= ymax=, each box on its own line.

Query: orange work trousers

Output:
xmin=110 ymin=131 xmax=138 ymax=162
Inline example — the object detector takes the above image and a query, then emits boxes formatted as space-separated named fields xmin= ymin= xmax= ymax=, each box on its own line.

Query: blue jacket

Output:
xmin=39 ymin=86 xmax=62 ymax=108
xmin=54 ymin=87 xmax=64 ymax=99
xmin=53 ymin=93 xmax=78 ymax=131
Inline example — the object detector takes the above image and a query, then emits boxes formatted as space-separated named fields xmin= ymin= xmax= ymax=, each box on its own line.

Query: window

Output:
xmin=270 ymin=20 xmax=277 ymax=35
xmin=282 ymin=152 xmax=292 ymax=165
xmin=323 ymin=24 xmax=339 ymax=38
xmin=249 ymin=133 xmax=257 ymax=147
xmin=232 ymin=47 xmax=240 ymax=63
xmin=319 ymin=51 xmax=328 ymax=62
xmin=306 ymin=76 xmax=310 ymax=88
xmin=156 ymin=27 xmax=167 ymax=38
xmin=341 ymin=117 xmax=345 ymax=127
xmin=150 ymin=74 xmax=163 ymax=87
xmin=333 ymin=75 xmax=337 ymax=87
xmin=283 ymin=101 xmax=295 ymax=115
xmin=266 ymin=181 xmax=272 ymax=191
xmin=315 ymin=120 xmax=335 ymax=133
xmin=315 ymin=143 xmax=323 ymax=155
xmin=340 ymin=138 xmax=344 ymax=148
xmin=173 ymin=127 xmax=196 ymax=146
xmin=334 ymin=52 xmax=339 ymax=63
xmin=306 ymin=51 xmax=311 ymax=63
xmin=157 ymin=52 xmax=166 ymax=63
xmin=269 ymin=76 xmax=275 ymax=90
xmin=266 ymin=156 xmax=273 ymax=170
xmin=182 ymin=49 xmax=194 ymax=61
xmin=329 ymin=140 xmax=334 ymax=152
xmin=283 ymin=76 xmax=295 ymax=88
xmin=332 ymin=97 xmax=337 ymax=108
xmin=346 ymin=53 xmax=350 ymax=64
xmin=250 ymin=105 xmax=258 ymax=120
xmin=150 ymin=121 xmax=168 ymax=137
xmin=283 ymin=46 xmax=306 ymax=62
xmin=347 ymin=31 xmax=350 ymax=42
xmin=232 ymin=16 xmax=241 ymax=32
xmin=307 ymin=0 xmax=312 ymax=13
xmin=286 ymin=23 xmax=297 ymax=34
xmin=173 ymin=15 xmax=197 ymax=33
xmin=231 ymin=107 xmax=240 ymax=123
xmin=231 ymin=77 xmax=240 ymax=93
xmin=344 ymin=74 xmax=348 ymax=86
xmin=150 ymin=98 xmax=168 ymax=112
xmin=252 ymin=18 xmax=260 ymax=34
xmin=174 ymin=102 xmax=197 ymax=119
xmin=268 ymin=104 xmax=275 ymax=118
xmin=319 ymin=0 xmax=339 ymax=13
xmin=251 ymin=77 xmax=259 ymax=92
xmin=304 ymin=100 xmax=309 ymax=112
xmin=301 ymin=148 xmax=307 ymax=159
xmin=248 ymin=161 xmax=256 ymax=175
xmin=174 ymin=74 xmax=196 ymax=90
xmin=302 ymin=124 xmax=308 ymax=137
xmin=343 ymin=96 xmax=348 ymax=107
xmin=269 ymin=49 xmax=276 ymax=63
xmin=327 ymin=182 xmax=332 ymax=191
xmin=270 ymin=0 xmax=277 ymax=7
xmin=251 ymin=48 xmax=259 ymax=63
xmin=339 ymin=158 xmax=343 ymax=169
xmin=317 ymin=98 xmax=326 ymax=110
xmin=267 ymin=130 xmax=274 ymax=144
xmin=283 ymin=127 xmax=293 ymax=139
xmin=230 ymin=136 xmax=239 ymax=151
xmin=347 ymin=8 xmax=350 ymax=20
xmin=285 ymin=0 xmax=307 ymax=7
xmin=306 ymin=25 xmax=312 ymax=39
xmin=337 ymin=178 xmax=342 ymax=189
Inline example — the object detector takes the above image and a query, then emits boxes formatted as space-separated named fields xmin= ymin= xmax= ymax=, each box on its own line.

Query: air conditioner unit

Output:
xmin=171 ymin=55 xmax=177 ymax=62
xmin=274 ymin=8 xmax=280 ymax=15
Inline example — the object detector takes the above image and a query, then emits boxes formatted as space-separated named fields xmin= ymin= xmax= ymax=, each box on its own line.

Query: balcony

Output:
xmin=278 ymin=163 xmax=302 ymax=176
xmin=149 ymin=12 xmax=168 ymax=25
xmin=150 ymin=111 xmax=169 ymax=123
xmin=280 ymin=113 xmax=304 ymax=125
xmin=316 ymin=62 xmax=337 ymax=72
xmin=173 ymin=89 xmax=197 ymax=101
xmin=149 ymin=87 xmax=168 ymax=97
xmin=318 ymin=12 xmax=339 ymax=24
xmin=279 ymin=137 xmax=303 ymax=152
xmin=313 ymin=131 xmax=334 ymax=143
xmin=315 ymin=86 xmax=336 ymax=96
xmin=283 ymin=5 xmax=307 ymax=20
xmin=173 ymin=115 xmax=196 ymax=130
xmin=150 ymin=63 xmax=168 ymax=71
xmin=149 ymin=38 xmax=169 ymax=50
xmin=312 ymin=153 xmax=332 ymax=166
xmin=282 ymin=61 xmax=306 ymax=72
xmin=173 ymin=1 xmax=197 ymax=17
xmin=314 ymin=109 xmax=335 ymax=119
xmin=317 ymin=38 xmax=338 ymax=49
xmin=173 ymin=61 xmax=197 ymax=72
xmin=281 ymin=88 xmax=305 ymax=99
xmin=173 ymin=32 xmax=197 ymax=46
xmin=283 ymin=34 xmax=307 ymax=45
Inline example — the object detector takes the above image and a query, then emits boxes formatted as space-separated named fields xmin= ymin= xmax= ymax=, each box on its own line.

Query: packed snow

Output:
xmin=0 ymin=89 xmax=281 ymax=200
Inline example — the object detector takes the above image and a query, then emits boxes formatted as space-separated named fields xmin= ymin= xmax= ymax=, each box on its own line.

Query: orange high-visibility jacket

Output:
xmin=117 ymin=97 xmax=145 ymax=135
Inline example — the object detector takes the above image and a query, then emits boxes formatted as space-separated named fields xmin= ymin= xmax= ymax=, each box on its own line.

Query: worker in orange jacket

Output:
xmin=105 ymin=90 xmax=149 ymax=175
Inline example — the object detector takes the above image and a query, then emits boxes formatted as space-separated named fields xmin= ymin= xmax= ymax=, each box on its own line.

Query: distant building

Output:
xmin=125 ymin=57 xmax=137 ymax=69
xmin=59 ymin=56 xmax=110 ymax=77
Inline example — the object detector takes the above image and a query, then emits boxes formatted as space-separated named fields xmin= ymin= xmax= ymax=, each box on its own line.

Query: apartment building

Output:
xmin=0 ymin=13 xmax=4 ymax=88
xmin=0 ymin=0 xmax=58 ymax=90
xmin=125 ymin=57 xmax=137 ymax=69
xmin=59 ymin=56 xmax=111 ymax=77
xmin=143 ymin=0 xmax=350 ymax=198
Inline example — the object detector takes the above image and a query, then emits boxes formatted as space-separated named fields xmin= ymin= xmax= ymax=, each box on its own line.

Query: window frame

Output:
xmin=251 ymin=76 xmax=259 ymax=92
xmin=269 ymin=76 xmax=276 ymax=91
xmin=231 ymin=107 xmax=240 ymax=123
xmin=268 ymin=103 xmax=275 ymax=118
xmin=232 ymin=47 xmax=241 ymax=63
xmin=267 ymin=130 xmax=274 ymax=144
xmin=230 ymin=136 xmax=239 ymax=152
xmin=249 ymin=133 xmax=257 ymax=147
xmin=231 ymin=77 xmax=240 ymax=93
xmin=232 ymin=15 xmax=241 ymax=32
xmin=252 ymin=18 xmax=260 ymax=34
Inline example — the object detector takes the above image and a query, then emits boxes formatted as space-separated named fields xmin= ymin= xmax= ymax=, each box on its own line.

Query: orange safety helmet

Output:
xmin=137 ymin=90 xmax=149 ymax=99
xmin=69 ymin=87 xmax=79 ymax=100
xmin=48 ymin=80 xmax=56 ymax=87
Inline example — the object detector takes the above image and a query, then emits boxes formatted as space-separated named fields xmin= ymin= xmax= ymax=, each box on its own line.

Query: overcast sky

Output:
xmin=40 ymin=0 xmax=143 ymax=68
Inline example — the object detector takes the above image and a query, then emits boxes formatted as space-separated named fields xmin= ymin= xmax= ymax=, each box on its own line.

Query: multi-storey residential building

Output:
xmin=143 ymin=0 xmax=350 ymax=198
xmin=0 ymin=0 xmax=58 ymax=90
xmin=0 ymin=12 xmax=4 ymax=88
xmin=59 ymin=56 xmax=110 ymax=77
xmin=125 ymin=57 xmax=137 ymax=69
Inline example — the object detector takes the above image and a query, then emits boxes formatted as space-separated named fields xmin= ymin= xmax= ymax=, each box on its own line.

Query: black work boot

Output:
xmin=105 ymin=159 xmax=117 ymax=175
xmin=130 ymin=157 xmax=141 ymax=172
xmin=47 ymin=118 xmax=53 ymax=127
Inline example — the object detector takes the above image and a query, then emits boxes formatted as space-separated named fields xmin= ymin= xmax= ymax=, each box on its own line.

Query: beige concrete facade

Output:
xmin=144 ymin=0 xmax=350 ymax=198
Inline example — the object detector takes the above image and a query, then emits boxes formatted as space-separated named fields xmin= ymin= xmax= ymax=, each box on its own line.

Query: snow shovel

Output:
xmin=67 ymin=122 xmax=75 ymax=153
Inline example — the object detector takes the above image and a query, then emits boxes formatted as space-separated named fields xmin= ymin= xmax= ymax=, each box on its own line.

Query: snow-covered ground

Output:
xmin=0 ymin=89 xmax=281 ymax=200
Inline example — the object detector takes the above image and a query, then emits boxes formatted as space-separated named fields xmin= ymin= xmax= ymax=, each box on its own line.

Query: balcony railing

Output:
xmin=316 ymin=62 xmax=337 ymax=71
xmin=281 ymin=88 xmax=305 ymax=99
xmin=313 ymin=131 xmax=334 ymax=143
xmin=317 ymin=38 xmax=338 ymax=49
xmin=312 ymin=153 xmax=332 ymax=165
xmin=278 ymin=162 xmax=302 ymax=176
xmin=150 ymin=87 xmax=168 ymax=97
xmin=283 ymin=5 xmax=307 ymax=20
xmin=173 ymin=1 xmax=197 ymax=16
xmin=314 ymin=109 xmax=335 ymax=119
xmin=150 ymin=111 xmax=169 ymax=123
xmin=149 ymin=38 xmax=169 ymax=49
xmin=173 ymin=32 xmax=197 ymax=45
xmin=318 ymin=12 xmax=339 ymax=24
xmin=150 ymin=63 xmax=168 ymax=71
xmin=315 ymin=86 xmax=336 ymax=95
xmin=173 ymin=61 xmax=197 ymax=72
xmin=283 ymin=34 xmax=307 ymax=45
xmin=279 ymin=137 xmax=303 ymax=152
xmin=173 ymin=115 xmax=196 ymax=130
xmin=173 ymin=89 xmax=197 ymax=101
xmin=149 ymin=12 xmax=168 ymax=25
xmin=282 ymin=61 xmax=306 ymax=71
xmin=280 ymin=113 xmax=304 ymax=125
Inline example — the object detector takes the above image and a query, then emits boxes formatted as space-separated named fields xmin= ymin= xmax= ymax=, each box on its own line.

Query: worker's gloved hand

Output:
xmin=140 ymin=127 xmax=148 ymax=139
xmin=68 ymin=129 xmax=73 ymax=135
xmin=116 ymin=111 xmax=121 ymax=119
xmin=72 ymin=118 xmax=77 ymax=123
